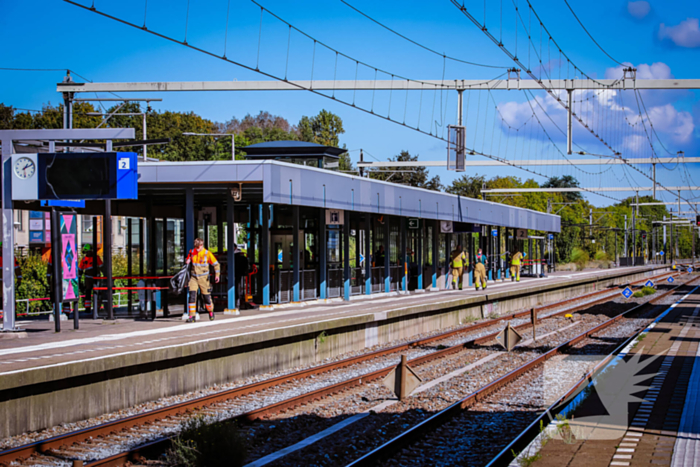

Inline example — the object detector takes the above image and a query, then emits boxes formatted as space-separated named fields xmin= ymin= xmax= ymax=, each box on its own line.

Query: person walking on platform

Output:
xmin=185 ymin=238 xmax=220 ymax=323
xmin=510 ymin=248 xmax=523 ymax=282
xmin=450 ymin=245 xmax=467 ymax=290
xmin=79 ymin=244 xmax=103 ymax=313
xmin=474 ymin=248 xmax=488 ymax=290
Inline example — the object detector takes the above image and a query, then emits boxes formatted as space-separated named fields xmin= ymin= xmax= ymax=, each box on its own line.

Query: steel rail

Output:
xmin=0 ymin=272 xmax=674 ymax=466
xmin=346 ymin=272 xmax=695 ymax=467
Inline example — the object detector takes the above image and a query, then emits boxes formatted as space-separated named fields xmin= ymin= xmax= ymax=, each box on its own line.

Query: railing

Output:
xmin=274 ymin=269 xmax=318 ymax=303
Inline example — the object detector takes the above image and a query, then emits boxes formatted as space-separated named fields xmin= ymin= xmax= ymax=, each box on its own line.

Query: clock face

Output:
xmin=14 ymin=157 xmax=35 ymax=180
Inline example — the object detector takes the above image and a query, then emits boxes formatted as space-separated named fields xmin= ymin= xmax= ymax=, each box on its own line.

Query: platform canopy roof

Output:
xmin=138 ymin=160 xmax=560 ymax=232
xmin=243 ymin=140 xmax=345 ymax=160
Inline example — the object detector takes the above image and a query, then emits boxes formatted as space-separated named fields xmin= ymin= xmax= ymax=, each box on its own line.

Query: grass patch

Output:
xmin=165 ymin=416 xmax=247 ymax=467
xmin=641 ymin=286 xmax=656 ymax=296
xmin=632 ymin=291 xmax=644 ymax=298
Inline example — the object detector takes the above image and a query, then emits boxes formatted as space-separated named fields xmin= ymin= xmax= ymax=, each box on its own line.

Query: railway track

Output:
xmin=0 ymin=271 xmax=679 ymax=466
xmin=345 ymin=272 xmax=698 ymax=467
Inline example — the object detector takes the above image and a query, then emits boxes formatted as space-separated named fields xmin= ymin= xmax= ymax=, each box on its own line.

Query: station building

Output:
xmin=12 ymin=140 xmax=560 ymax=314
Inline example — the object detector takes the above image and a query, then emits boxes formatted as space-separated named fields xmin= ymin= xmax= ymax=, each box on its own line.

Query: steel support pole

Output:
xmin=104 ymin=200 xmax=114 ymax=320
xmin=142 ymin=112 xmax=147 ymax=160
xmin=624 ymin=215 xmax=628 ymax=260
xmin=217 ymin=204 xmax=224 ymax=256
xmin=93 ymin=216 xmax=99 ymax=319
xmin=567 ymin=89 xmax=573 ymax=155
xmin=162 ymin=216 xmax=169 ymax=317
xmin=653 ymin=163 xmax=656 ymax=199
xmin=261 ymin=204 xmax=270 ymax=306
xmin=226 ymin=194 xmax=236 ymax=312
xmin=292 ymin=205 xmax=300 ymax=302
xmin=384 ymin=217 xmax=391 ymax=293
xmin=670 ymin=211 xmax=674 ymax=264
xmin=445 ymin=233 xmax=452 ymax=289
xmin=457 ymin=90 xmax=464 ymax=125
xmin=400 ymin=217 xmax=407 ymax=292
xmin=127 ymin=218 xmax=133 ymax=315
xmin=417 ymin=221 xmax=423 ymax=290
xmin=663 ymin=216 xmax=667 ymax=264
xmin=344 ymin=211 xmax=351 ymax=301
xmin=319 ymin=208 xmax=327 ymax=300
xmin=147 ymin=201 xmax=156 ymax=319
xmin=365 ymin=214 xmax=372 ymax=295
xmin=632 ymin=192 xmax=638 ymax=265
xmin=185 ymin=188 xmax=195 ymax=255
xmin=432 ymin=220 xmax=438 ymax=289
xmin=1 ymin=138 xmax=16 ymax=330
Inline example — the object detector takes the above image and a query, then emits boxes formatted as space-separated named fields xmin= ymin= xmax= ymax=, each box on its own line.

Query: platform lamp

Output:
xmin=183 ymin=132 xmax=235 ymax=160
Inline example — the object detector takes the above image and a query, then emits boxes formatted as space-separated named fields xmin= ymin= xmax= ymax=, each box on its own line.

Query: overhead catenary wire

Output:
xmin=338 ymin=0 xmax=509 ymax=69
xmin=563 ymin=0 xmax=624 ymax=66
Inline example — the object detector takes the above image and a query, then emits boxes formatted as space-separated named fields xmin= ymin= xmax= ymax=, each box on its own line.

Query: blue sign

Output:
xmin=659 ymin=251 xmax=665 ymax=256
xmin=688 ymin=266 xmax=694 ymax=273
xmin=41 ymin=200 xmax=86 ymax=208
xmin=644 ymin=280 xmax=655 ymax=288
xmin=492 ymin=229 xmax=498 ymax=237
xmin=277 ymin=250 xmax=283 ymax=263
xmin=668 ymin=276 xmax=675 ymax=283
xmin=548 ymin=234 xmax=554 ymax=240
xmin=360 ymin=253 xmax=365 ymax=264
xmin=28 ymin=231 xmax=44 ymax=243
xmin=622 ymin=287 xmax=633 ymax=299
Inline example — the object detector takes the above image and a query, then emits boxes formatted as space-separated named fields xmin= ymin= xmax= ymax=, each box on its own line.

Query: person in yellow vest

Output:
xmin=474 ymin=248 xmax=488 ymax=290
xmin=450 ymin=245 xmax=467 ymax=290
xmin=510 ymin=248 xmax=523 ymax=282
xmin=185 ymin=238 xmax=220 ymax=323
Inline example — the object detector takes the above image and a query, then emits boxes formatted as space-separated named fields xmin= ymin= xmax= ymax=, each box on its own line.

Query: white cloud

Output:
xmin=647 ymin=104 xmax=695 ymax=144
xmin=623 ymin=134 xmax=646 ymax=152
xmin=627 ymin=1 xmax=650 ymax=19
xmin=659 ymin=18 xmax=700 ymax=48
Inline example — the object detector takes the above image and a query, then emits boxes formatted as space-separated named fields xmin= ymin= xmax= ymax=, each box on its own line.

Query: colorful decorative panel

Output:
xmin=60 ymin=213 xmax=79 ymax=303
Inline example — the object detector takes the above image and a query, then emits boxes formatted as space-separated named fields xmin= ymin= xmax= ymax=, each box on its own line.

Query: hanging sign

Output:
xmin=326 ymin=209 xmax=344 ymax=225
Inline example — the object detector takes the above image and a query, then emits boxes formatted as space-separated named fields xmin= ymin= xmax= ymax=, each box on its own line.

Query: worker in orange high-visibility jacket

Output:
xmin=185 ymin=238 xmax=220 ymax=323
xmin=78 ymin=244 xmax=103 ymax=312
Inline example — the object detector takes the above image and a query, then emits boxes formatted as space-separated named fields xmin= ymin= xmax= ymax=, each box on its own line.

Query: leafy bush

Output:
xmin=570 ymin=248 xmax=589 ymax=271
xmin=593 ymin=251 xmax=609 ymax=261
xmin=632 ymin=291 xmax=644 ymax=298
xmin=641 ymin=286 xmax=656 ymax=296
xmin=165 ymin=416 xmax=246 ymax=467
xmin=15 ymin=253 xmax=51 ymax=314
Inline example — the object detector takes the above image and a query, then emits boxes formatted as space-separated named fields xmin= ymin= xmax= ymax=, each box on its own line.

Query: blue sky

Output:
xmin=2 ymin=0 xmax=699 ymax=208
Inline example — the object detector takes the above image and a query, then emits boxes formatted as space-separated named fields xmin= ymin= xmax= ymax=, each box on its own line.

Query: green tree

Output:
xmin=369 ymin=150 xmax=443 ymax=191
xmin=542 ymin=175 xmax=583 ymax=202
xmin=297 ymin=109 xmax=344 ymax=147
xmin=446 ymin=174 xmax=487 ymax=199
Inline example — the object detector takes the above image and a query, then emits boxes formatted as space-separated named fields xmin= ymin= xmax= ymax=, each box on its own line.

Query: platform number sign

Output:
xmin=118 ymin=157 xmax=130 ymax=170
xmin=644 ymin=280 xmax=655 ymax=288
xmin=688 ymin=266 xmax=694 ymax=273
xmin=668 ymin=276 xmax=675 ymax=284
xmin=621 ymin=287 xmax=633 ymax=299
xmin=659 ymin=251 xmax=665 ymax=256
xmin=548 ymin=234 xmax=554 ymax=240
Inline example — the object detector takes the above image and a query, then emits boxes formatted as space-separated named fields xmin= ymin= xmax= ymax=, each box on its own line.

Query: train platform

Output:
xmin=0 ymin=263 xmax=674 ymax=439
xmin=532 ymin=269 xmax=700 ymax=467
